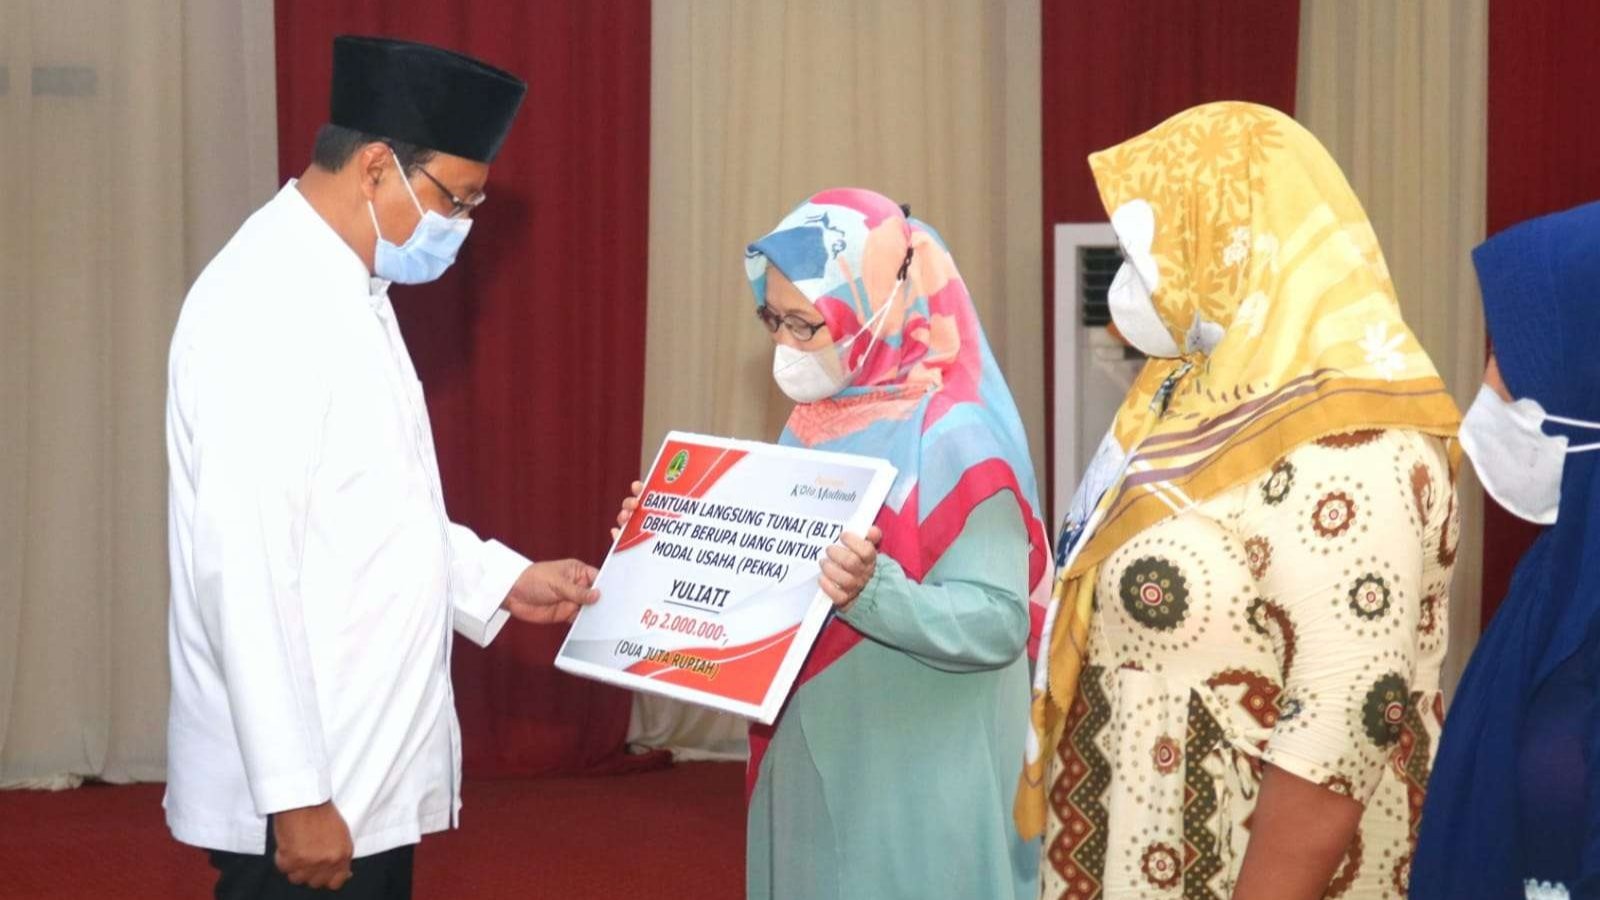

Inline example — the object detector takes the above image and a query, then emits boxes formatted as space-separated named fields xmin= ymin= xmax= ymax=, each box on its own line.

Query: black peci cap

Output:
xmin=329 ymin=35 xmax=527 ymax=163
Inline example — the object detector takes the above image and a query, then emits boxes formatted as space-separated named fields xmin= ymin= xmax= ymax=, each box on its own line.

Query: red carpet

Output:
xmin=0 ymin=763 xmax=745 ymax=899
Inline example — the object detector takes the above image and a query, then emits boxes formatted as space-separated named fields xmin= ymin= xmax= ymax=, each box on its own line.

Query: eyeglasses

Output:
xmin=413 ymin=165 xmax=486 ymax=220
xmin=756 ymin=305 xmax=826 ymax=341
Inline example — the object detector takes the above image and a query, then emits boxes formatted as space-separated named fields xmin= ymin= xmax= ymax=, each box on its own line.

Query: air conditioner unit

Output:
xmin=1052 ymin=224 xmax=1145 ymax=525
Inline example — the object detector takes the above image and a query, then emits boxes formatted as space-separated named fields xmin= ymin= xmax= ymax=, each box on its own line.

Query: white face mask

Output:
xmin=1459 ymin=383 xmax=1600 ymax=525
xmin=1107 ymin=262 xmax=1180 ymax=358
xmin=771 ymin=282 xmax=897 ymax=404
xmin=1107 ymin=198 xmax=1181 ymax=359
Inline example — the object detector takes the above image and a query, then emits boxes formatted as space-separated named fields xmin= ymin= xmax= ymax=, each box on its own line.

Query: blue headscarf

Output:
xmin=1412 ymin=200 xmax=1600 ymax=898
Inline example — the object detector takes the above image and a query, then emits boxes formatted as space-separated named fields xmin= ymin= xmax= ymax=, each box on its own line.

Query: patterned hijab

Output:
xmin=1015 ymin=102 xmax=1461 ymax=837
xmin=744 ymin=188 xmax=1050 ymax=794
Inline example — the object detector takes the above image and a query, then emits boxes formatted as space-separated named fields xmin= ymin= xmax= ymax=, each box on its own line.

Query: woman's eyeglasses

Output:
xmin=756 ymin=306 xmax=825 ymax=341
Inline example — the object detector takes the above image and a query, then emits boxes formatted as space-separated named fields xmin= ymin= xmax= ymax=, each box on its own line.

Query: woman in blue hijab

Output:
xmin=1412 ymin=200 xmax=1600 ymax=900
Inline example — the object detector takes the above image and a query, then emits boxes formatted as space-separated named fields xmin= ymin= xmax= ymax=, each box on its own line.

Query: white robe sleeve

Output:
xmin=188 ymin=343 xmax=333 ymax=816
xmin=447 ymin=523 xmax=530 ymax=647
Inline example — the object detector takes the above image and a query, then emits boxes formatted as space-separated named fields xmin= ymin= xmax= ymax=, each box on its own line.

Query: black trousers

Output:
xmin=208 ymin=819 xmax=414 ymax=900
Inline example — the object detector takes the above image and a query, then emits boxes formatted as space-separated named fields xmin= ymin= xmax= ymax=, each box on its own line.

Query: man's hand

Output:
xmin=273 ymin=801 xmax=354 ymax=890
xmin=505 ymin=559 xmax=601 ymax=624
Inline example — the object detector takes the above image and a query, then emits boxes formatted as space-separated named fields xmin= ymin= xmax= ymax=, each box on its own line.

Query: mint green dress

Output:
xmin=746 ymin=493 xmax=1040 ymax=900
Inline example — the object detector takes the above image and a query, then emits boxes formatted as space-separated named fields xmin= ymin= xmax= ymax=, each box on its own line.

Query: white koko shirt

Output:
xmin=165 ymin=182 xmax=530 ymax=858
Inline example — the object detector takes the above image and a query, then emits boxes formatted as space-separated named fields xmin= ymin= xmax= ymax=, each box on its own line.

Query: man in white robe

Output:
xmin=164 ymin=36 xmax=595 ymax=899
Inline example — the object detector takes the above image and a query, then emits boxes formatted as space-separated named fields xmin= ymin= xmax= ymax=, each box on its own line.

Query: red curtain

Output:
xmin=1039 ymin=0 xmax=1301 ymax=505
xmin=275 ymin=1 xmax=652 ymax=776
xmin=1479 ymin=0 xmax=1600 ymax=625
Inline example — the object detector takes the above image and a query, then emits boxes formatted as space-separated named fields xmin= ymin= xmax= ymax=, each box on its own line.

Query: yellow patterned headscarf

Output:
xmin=1014 ymin=102 xmax=1461 ymax=838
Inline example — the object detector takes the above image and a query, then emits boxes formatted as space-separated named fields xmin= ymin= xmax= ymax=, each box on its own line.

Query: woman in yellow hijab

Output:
xmin=1017 ymin=102 xmax=1461 ymax=898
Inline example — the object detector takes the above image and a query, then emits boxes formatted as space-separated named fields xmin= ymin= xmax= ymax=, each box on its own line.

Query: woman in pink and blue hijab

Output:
xmin=742 ymin=188 xmax=1048 ymax=898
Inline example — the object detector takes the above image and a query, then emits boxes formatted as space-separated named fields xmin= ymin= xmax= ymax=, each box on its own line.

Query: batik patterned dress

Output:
xmin=1041 ymin=429 xmax=1456 ymax=898
xmin=1014 ymin=103 xmax=1462 ymax=899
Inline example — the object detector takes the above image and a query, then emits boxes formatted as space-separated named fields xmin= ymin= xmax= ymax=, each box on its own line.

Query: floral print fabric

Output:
xmin=1041 ymin=429 xmax=1456 ymax=899
xmin=1017 ymin=105 xmax=1461 ymax=834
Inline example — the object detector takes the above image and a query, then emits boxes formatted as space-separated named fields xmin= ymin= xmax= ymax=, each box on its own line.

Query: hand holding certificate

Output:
xmin=815 ymin=528 xmax=882 ymax=612
xmin=555 ymin=432 xmax=896 ymax=723
xmin=612 ymin=487 xmax=883 ymax=613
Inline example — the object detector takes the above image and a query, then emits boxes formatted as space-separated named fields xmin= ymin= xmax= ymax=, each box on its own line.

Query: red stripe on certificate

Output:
xmin=612 ymin=440 xmax=750 ymax=554
xmin=684 ymin=448 xmax=747 ymax=498
xmin=623 ymin=625 xmax=800 ymax=704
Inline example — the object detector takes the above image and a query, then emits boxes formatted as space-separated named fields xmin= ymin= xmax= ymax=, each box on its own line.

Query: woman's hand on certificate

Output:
xmin=820 ymin=527 xmax=883 ymax=613
xmin=610 ymin=480 xmax=645 ymax=541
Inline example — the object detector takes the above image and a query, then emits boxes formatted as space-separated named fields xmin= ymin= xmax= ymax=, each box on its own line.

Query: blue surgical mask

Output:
xmin=368 ymin=149 xmax=473 ymax=284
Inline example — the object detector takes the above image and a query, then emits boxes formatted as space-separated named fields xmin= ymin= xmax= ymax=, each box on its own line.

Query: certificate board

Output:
xmin=555 ymin=431 xmax=897 ymax=723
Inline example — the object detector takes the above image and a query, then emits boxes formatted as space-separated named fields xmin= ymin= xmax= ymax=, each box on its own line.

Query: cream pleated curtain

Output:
xmin=0 ymin=0 xmax=279 ymax=786
xmin=1296 ymin=0 xmax=1488 ymax=696
xmin=634 ymin=0 xmax=1044 ymax=757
